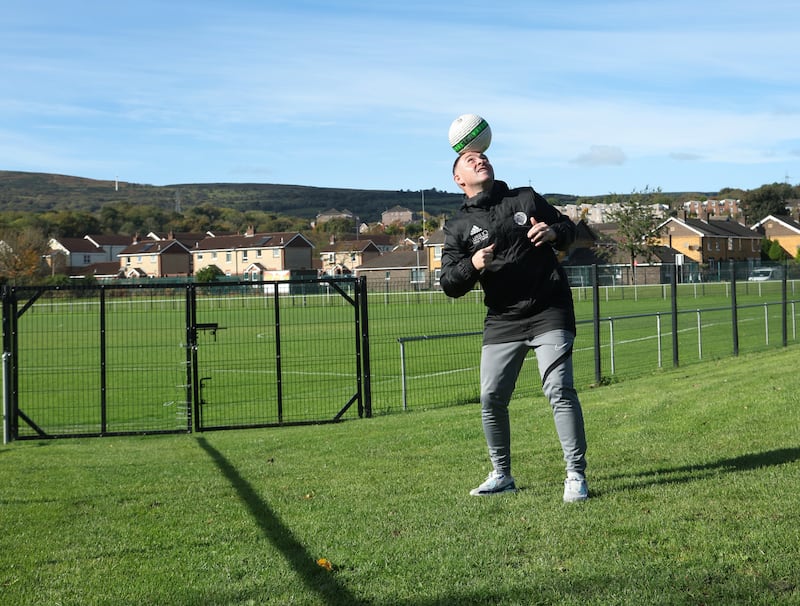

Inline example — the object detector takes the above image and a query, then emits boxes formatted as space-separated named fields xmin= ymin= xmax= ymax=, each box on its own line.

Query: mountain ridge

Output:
xmin=0 ymin=169 xmax=586 ymax=221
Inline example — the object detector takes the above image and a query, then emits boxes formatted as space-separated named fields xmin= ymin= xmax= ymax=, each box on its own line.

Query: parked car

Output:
xmin=747 ymin=267 xmax=783 ymax=281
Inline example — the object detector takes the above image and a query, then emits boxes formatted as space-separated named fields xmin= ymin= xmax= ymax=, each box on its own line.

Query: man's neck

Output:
xmin=463 ymin=180 xmax=494 ymax=199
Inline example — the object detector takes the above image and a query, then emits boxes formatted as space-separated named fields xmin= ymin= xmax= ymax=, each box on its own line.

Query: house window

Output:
xmin=211 ymin=252 xmax=217 ymax=260
xmin=273 ymin=249 xmax=280 ymax=258
xmin=328 ymin=253 xmax=335 ymax=263
xmin=197 ymin=254 xmax=204 ymax=261
xmin=243 ymin=251 xmax=249 ymax=262
xmin=83 ymin=255 xmax=91 ymax=264
xmin=434 ymin=268 xmax=441 ymax=284
xmin=256 ymin=249 xmax=262 ymax=258
xmin=434 ymin=246 xmax=442 ymax=260
xmin=137 ymin=256 xmax=143 ymax=263
xmin=226 ymin=252 xmax=232 ymax=263
xmin=728 ymin=238 xmax=733 ymax=251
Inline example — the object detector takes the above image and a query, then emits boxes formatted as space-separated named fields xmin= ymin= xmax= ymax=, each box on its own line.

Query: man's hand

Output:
xmin=472 ymin=243 xmax=495 ymax=271
xmin=528 ymin=217 xmax=555 ymax=247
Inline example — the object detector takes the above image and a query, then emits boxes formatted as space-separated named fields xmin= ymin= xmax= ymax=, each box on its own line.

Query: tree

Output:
xmin=742 ymin=183 xmax=794 ymax=222
xmin=195 ymin=265 xmax=224 ymax=283
xmin=0 ymin=227 xmax=50 ymax=285
xmin=766 ymin=239 xmax=789 ymax=262
xmin=605 ymin=187 xmax=666 ymax=284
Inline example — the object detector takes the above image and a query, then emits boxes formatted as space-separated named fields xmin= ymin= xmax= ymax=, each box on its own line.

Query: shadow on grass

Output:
xmin=196 ymin=437 xmax=367 ymax=606
xmin=602 ymin=447 xmax=800 ymax=494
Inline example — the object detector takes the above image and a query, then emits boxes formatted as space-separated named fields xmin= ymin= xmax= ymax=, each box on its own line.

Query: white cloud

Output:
xmin=570 ymin=146 xmax=627 ymax=167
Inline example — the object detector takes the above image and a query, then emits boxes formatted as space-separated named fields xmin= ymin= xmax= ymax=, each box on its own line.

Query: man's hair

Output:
xmin=452 ymin=151 xmax=488 ymax=175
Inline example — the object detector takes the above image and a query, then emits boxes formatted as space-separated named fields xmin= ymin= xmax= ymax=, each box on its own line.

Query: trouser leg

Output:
xmin=532 ymin=329 xmax=587 ymax=476
xmin=479 ymin=340 xmax=528 ymax=476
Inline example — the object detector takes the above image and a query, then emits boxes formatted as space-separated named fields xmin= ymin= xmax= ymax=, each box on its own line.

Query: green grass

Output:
xmin=2 ymin=346 xmax=799 ymax=605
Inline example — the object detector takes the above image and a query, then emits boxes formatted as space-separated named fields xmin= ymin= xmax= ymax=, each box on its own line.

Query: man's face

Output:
xmin=453 ymin=151 xmax=494 ymax=193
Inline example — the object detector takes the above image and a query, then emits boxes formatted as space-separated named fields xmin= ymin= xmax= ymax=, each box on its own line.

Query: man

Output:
xmin=440 ymin=150 xmax=588 ymax=502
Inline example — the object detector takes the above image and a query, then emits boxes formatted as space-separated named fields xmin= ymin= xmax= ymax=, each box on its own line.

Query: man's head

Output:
xmin=452 ymin=151 xmax=494 ymax=197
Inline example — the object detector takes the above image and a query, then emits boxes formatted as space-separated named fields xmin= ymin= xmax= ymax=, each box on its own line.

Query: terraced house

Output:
xmin=657 ymin=216 xmax=762 ymax=268
xmin=190 ymin=228 xmax=314 ymax=280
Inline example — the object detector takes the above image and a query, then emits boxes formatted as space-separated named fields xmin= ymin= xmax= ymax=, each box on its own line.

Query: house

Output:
xmin=682 ymin=199 xmax=742 ymax=219
xmin=424 ymin=230 xmax=445 ymax=284
xmin=381 ymin=205 xmax=414 ymax=226
xmin=315 ymin=208 xmax=355 ymax=225
xmin=751 ymin=215 xmax=800 ymax=259
xmin=656 ymin=216 xmax=761 ymax=268
xmin=83 ymin=235 xmax=131 ymax=262
xmin=319 ymin=237 xmax=382 ymax=275
xmin=118 ymin=239 xmax=192 ymax=278
xmin=74 ymin=262 xmax=124 ymax=280
xmin=354 ymin=248 xmax=428 ymax=291
xmin=191 ymin=228 xmax=314 ymax=278
xmin=47 ymin=237 xmax=109 ymax=275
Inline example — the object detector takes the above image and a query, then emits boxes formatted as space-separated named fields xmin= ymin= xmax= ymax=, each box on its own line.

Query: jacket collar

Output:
xmin=461 ymin=180 xmax=510 ymax=209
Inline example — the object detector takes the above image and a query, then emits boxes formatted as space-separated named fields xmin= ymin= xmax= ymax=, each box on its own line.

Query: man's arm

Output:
xmin=439 ymin=223 xmax=481 ymax=298
xmin=533 ymin=192 xmax=576 ymax=251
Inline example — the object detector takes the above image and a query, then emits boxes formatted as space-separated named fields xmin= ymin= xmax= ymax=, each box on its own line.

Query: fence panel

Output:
xmin=4 ymin=264 xmax=799 ymax=440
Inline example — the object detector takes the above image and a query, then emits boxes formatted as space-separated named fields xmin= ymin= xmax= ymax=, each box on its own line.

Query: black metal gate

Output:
xmin=2 ymin=277 xmax=371 ymax=441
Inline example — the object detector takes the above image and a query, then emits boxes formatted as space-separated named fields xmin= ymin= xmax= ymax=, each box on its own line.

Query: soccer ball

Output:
xmin=448 ymin=114 xmax=491 ymax=154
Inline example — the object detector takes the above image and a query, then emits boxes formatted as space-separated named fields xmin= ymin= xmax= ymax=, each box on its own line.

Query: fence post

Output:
xmin=782 ymin=266 xmax=788 ymax=347
xmin=357 ymin=276 xmax=372 ymax=418
xmin=187 ymin=284 xmax=199 ymax=432
xmin=592 ymin=264 xmax=601 ymax=384
xmin=730 ymin=260 xmax=739 ymax=356
xmin=1 ymin=286 xmax=10 ymax=444
xmin=671 ymin=265 xmax=679 ymax=367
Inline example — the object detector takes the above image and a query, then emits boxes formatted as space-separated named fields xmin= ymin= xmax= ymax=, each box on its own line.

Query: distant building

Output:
xmin=751 ymin=215 xmax=800 ymax=259
xmin=682 ymin=199 xmax=741 ymax=219
xmin=191 ymin=228 xmax=314 ymax=278
xmin=315 ymin=208 xmax=355 ymax=224
xmin=656 ymin=216 xmax=761 ymax=267
xmin=319 ymin=237 xmax=382 ymax=275
xmin=381 ymin=205 xmax=414 ymax=226
xmin=47 ymin=237 xmax=109 ymax=274
xmin=118 ymin=239 xmax=192 ymax=278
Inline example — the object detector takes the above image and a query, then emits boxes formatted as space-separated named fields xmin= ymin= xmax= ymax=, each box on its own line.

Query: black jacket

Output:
xmin=440 ymin=180 xmax=576 ymax=344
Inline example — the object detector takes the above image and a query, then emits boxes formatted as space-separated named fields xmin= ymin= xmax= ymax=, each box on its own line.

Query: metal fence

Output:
xmin=3 ymin=262 xmax=799 ymax=441
xmin=3 ymin=278 xmax=370 ymax=441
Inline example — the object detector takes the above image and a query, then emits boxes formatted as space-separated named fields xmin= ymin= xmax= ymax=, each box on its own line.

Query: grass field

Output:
xmin=6 ymin=280 xmax=800 ymax=437
xmin=2 ymin=345 xmax=799 ymax=605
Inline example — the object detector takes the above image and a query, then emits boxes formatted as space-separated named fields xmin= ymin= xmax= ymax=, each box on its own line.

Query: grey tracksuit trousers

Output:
xmin=480 ymin=329 xmax=587 ymax=477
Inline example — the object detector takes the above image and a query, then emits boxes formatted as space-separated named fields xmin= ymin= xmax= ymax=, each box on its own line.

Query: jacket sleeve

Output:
xmin=533 ymin=192 xmax=576 ymax=251
xmin=439 ymin=221 xmax=481 ymax=298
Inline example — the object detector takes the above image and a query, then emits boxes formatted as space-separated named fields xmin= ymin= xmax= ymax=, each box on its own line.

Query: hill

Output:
xmin=0 ymin=170 xmax=583 ymax=222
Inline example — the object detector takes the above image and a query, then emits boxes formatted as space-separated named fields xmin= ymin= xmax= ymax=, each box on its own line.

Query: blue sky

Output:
xmin=2 ymin=1 xmax=799 ymax=197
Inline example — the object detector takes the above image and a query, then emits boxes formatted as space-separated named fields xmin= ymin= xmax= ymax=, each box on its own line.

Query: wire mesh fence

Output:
xmin=3 ymin=263 xmax=799 ymax=440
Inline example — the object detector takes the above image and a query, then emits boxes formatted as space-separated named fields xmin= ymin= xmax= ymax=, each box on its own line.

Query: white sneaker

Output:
xmin=563 ymin=473 xmax=589 ymax=502
xmin=470 ymin=470 xmax=516 ymax=496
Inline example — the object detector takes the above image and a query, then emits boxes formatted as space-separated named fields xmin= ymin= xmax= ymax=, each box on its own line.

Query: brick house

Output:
xmin=656 ymin=216 xmax=761 ymax=267
xmin=191 ymin=228 xmax=314 ymax=278
xmin=319 ymin=238 xmax=382 ymax=275
xmin=381 ymin=205 xmax=414 ymax=226
xmin=118 ymin=239 xmax=192 ymax=278
xmin=751 ymin=215 xmax=800 ymax=259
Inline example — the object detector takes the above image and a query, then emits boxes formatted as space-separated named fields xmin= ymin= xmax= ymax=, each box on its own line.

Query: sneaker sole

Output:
xmin=470 ymin=483 xmax=517 ymax=496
